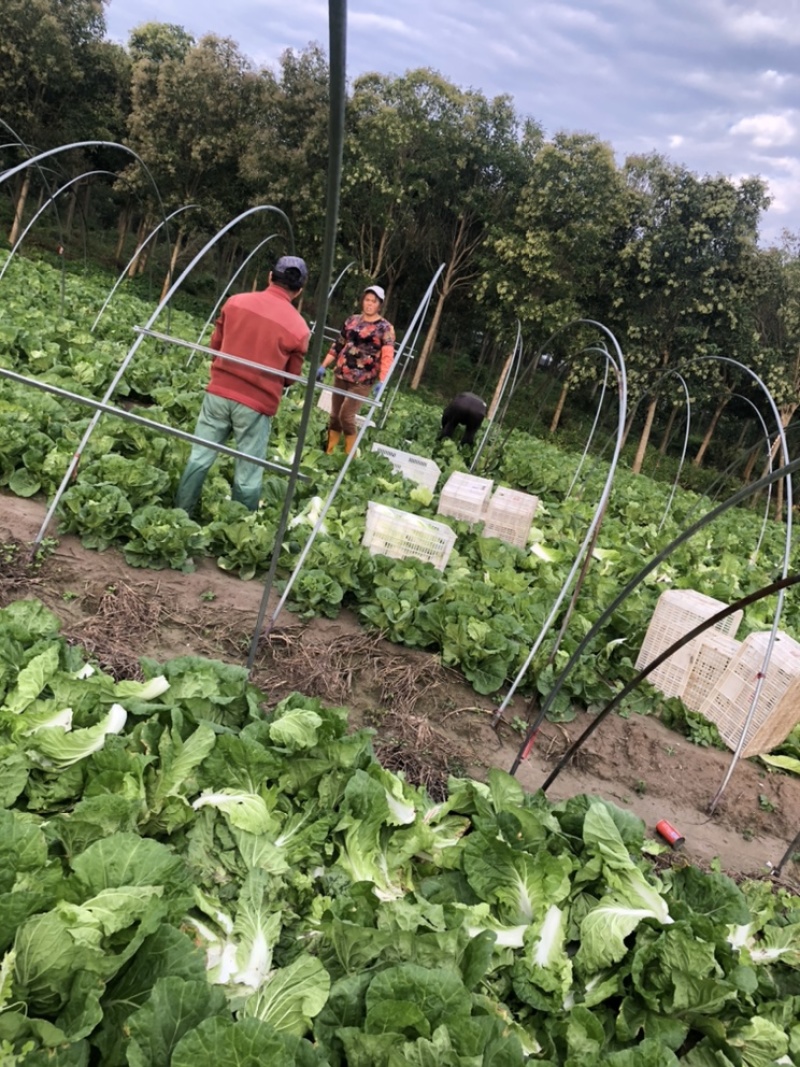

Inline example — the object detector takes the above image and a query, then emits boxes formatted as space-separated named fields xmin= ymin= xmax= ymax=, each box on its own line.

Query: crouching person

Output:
xmin=438 ymin=392 xmax=487 ymax=447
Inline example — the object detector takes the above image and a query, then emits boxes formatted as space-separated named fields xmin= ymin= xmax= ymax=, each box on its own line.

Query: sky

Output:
xmin=104 ymin=0 xmax=800 ymax=247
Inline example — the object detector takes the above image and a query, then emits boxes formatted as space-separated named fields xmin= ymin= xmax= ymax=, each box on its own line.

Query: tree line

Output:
xmin=2 ymin=0 xmax=799 ymax=489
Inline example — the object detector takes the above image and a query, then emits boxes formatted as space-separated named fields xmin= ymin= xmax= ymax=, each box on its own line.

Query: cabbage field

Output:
xmin=2 ymin=596 xmax=800 ymax=1065
xmin=1 ymin=255 xmax=799 ymax=738
xmin=2 ymin=253 xmax=800 ymax=1064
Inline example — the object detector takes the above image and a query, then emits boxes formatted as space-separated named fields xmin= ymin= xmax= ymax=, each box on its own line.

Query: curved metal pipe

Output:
xmin=377 ymin=267 xmax=444 ymax=430
xmin=0 ymin=169 xmax=119 ymax=282
xmin=258 ymin=261 xmax=446 ymax=645
xmin=191 ymin=233 xmax=279 ymax=354
xmin=683 ymin=357 xmax=792 ymax=811
xmin=655 ymin=373 xmax=691 ymax=532
xmin=328 ymin=259 xmax=356 ymax=299
xmin=728 ymin=394 xmax=774 ymax=561
xmin=470 ymin=319 xmax=523 ymax=471
xmin=0 ymin=140 xmax=172 ymax=291
xmin=490 ymin=323 xmax=628 ymax=725
xmin=91 ymin=204 xmax=200 ymax=332
xmin=32 ymin=202 xmax=297 ymax=548
xmin=565 ymin=344 xmax=612 ymax=499
xmin=516 ymin=352 xmax=792 ymax=809
xmin=508 ymin=453 xmax=800 ymax=778
xmin=0 ymin=122 xmax=63 ymax=231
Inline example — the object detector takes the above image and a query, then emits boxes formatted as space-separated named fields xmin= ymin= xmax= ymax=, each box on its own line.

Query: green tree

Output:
xmin=477 ymin=131 xmax=630 ymax=428
xmin=609 ymin=155 xmax=768 ymax=473
xmin=0 ymin=0 xmax=118 ymax=242
xmin=123 ymin=30 xmax=264 ymax=289
xmin=241 ymin=45 xmax=330 ymax=263
xmin=128 ymin=21 xmax=194 ymax=62
xmin=339 ymin=69 xmax=536 ymax=384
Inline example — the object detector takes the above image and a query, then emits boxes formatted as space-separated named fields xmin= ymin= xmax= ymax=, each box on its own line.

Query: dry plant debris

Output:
xmin=66 ymin=580 xmax=166 ymax=680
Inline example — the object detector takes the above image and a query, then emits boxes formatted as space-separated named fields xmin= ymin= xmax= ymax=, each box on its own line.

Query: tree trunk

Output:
xmin=9 ymin=171 xmax=31 ymax=245
xmin=631 ymin=396 xmax=658 ymax=474
xmin=136 ymin=217 xmax=152 ymax=275
xmin=658 ymin=404 xmax=679 ymax=455
xmin=82 ymin=181 xmax=92 ymax=225
xmin=488 ymin=349 xmax=514 ymax=420
xmin=693 ymin=393 xmax=730 ymax=467
xmin=549 ymin=379 xmax=570 ymax=433
xmin=114 ymin=206 xmax=129 ymax=262
xmin=742 ymin=440 xmax=761 ymax=482
xmin=768 ymin=403 xmax=798 ymax=522
xmin=128 ymin=216 xmax=149 ymax=278
xmin=160 ymin=228 xmax=184 ymax=302
xmin=65 ymin=186 xmax=79 ymax=237
xmin=411 ymin=280 xmax=449 ymax=390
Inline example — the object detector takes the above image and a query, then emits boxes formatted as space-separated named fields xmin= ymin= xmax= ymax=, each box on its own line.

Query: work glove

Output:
xmin=316 ymin=365 xmax=327 ymax=382
xmin=372 ymin=381 xmax=384 ymax=399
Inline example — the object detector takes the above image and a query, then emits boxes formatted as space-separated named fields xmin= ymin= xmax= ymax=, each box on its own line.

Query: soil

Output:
xmin=2 ymin=493 xmax=799 ymax=890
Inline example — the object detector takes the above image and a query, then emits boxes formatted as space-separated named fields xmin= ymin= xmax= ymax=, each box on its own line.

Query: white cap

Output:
xmin=364 ymin=284 xmax=385 ymax=302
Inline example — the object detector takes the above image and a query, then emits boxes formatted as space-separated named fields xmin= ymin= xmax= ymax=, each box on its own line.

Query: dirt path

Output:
xmin=2 ymin=493 xmax=799 ymax=887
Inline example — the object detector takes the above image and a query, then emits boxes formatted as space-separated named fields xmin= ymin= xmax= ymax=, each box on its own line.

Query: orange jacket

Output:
xmin=207 ymin=285 xmax=309 ymax=416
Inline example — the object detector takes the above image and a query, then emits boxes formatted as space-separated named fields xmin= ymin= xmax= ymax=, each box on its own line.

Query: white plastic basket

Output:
xmin=635 ymin=589 xmax=743 ymax=699
xmin=436 ymin=471 xmax=493 ymax=524
xmin=362 ymin=501 xmax=456 ymax=571
xmin=481 ymin=486 xmax=540 ymax=549
xmin=697 ymin=630 xmax=800 ymax=756
xmin=370 ymin=444 xmax=441 ymax=491
xmin=681 ymin=631 xmax=741 ymax=713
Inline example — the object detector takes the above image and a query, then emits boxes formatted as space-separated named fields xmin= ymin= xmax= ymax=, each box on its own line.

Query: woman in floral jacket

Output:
xmin=317 ymin=284 xmax=395 ymax=455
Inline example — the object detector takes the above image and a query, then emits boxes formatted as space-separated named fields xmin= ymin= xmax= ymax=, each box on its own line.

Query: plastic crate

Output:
xmin=436 ymin=472 xmax=493 ymax=524
xmin=635 ymin=589 xmax=743 ymax=699
xmin=370 ymin=444 xmax=441 ymax=491
xmin=362 ymin=501 xmax=456 ymax=571
xmin=697 ymin=630 xmax=800 ymax=756
xmin=316 ymin=388 xmax=368 ymax=429
xmin=481 ymin=486 xmax=540 ymax=549
xmin=681 ymin=631 xmax=741 ymax=713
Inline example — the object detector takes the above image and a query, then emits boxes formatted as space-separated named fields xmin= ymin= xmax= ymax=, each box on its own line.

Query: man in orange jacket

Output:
xmin=175 ymin=255 xmax=310 ymax=516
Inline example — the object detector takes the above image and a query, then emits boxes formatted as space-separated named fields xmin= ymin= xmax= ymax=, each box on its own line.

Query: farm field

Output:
xmin=4 ymin=255 xmax=800 ymax=1062
xmin=4 ymin=493 xmax=800 ymax=1064
xmin=3 ymin=491 xmax=799 ymax=884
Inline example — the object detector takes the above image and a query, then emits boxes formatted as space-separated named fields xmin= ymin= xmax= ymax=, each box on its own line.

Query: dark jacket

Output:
xmin=438 ymin=392 xmax=487 ymax=446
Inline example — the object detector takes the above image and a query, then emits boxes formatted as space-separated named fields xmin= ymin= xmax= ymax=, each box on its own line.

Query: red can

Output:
xmin=656 ymin=819 xmax=685 ymax=849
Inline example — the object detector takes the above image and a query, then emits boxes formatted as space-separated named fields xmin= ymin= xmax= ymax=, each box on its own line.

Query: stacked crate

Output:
xmin=370 ymin=444 xmax=441 ymax=492
xmin=697 ymin=630 xmax=800 ymax=756
xmin=681 ymin=631 xmax=741 ymax=713
xmin=634 ymin=589 xmax=743 ymax=699
xmin=481 ymin=486 xmax=540 ymax=549
xmin=436 ymin=472 xmax=493 ymax=524
xmin=362 ymin=502 xmax=456 ymax=571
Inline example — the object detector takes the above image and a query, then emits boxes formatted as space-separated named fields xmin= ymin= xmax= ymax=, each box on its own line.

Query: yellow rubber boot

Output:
xmin=344 ymin=433 xmax=358 ymax=455
xmin=325 ymin=430 xmax=341 ymax=454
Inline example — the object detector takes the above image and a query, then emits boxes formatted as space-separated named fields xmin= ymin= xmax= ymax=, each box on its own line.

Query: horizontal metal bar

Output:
xmin=0 ymin=367 xmax=308 ymax=480
xmin=134 ymin=325 xmax=381 ymax=407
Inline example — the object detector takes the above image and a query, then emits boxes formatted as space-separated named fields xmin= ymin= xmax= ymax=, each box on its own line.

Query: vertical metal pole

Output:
xmin=246 ymin=0 xmax=348 ymax=669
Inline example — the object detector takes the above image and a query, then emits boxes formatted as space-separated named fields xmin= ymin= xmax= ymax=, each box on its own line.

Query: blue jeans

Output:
xmin=175 ymin=393 xmax=271 ymax=515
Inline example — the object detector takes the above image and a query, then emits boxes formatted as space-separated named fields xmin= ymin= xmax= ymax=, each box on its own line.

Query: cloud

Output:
xmin=725 ymin=7 xmax=800 ymax=45
xmin=348 ymin=12 xmax=423 ymax=41
xmin=102 ymin=0 xmax=800 ymax=245
xmin=730 ymin=112 xmax=797 ymax=148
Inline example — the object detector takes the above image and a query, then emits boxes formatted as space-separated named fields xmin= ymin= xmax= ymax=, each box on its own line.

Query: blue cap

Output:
xmin=273 ymin=255 xmax=308 ymax=287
